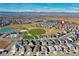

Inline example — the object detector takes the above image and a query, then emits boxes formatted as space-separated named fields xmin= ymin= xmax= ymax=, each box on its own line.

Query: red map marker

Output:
xmin=60 ymin=20 xmax=65 ymax=28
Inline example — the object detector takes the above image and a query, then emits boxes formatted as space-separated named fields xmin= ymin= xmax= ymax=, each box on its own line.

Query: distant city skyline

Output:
xmin=0 ymin=3 xmax=79 ymax=12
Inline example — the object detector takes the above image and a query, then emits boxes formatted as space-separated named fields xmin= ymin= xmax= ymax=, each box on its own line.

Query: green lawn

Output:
xmin=23 ymin=35 xmax=35 ymax=40
xmin=23 ymin=28 xmax=46 ymax=40
xmin=28 ymin=28 xmax=46 ymax=35
xmin=34 ymin=35 xmax=38 ymax=39
xmin=23 ymin=31 xmax=28 ymax=35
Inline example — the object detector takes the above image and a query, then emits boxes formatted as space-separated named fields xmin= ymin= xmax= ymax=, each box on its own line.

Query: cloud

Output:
xmin=43 ymin=7 xmax=49 ymax=9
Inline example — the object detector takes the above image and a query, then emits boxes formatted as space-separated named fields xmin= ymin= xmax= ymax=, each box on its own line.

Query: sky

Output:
xmin=0 ymin=3 xmax=79 ymax=12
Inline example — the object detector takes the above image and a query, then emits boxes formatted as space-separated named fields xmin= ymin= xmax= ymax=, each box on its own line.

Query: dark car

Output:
xmin=53 ymin=39 xmax=60 ymax=44
xmin=31 ymin=40 xmax=36 ymax=45
xmin=48 ymin=39 xmax=55 ymax=45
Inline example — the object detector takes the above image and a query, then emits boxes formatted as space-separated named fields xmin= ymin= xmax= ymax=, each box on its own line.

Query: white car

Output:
xmin=54 ymin=45 xmax=62 ymax=51
xmin=66 ymin=37 xmax=73 ymax=42
xmin=47 ymin=46 xmax=55 ymax=52
xmin=41 ymin=46 xmax=47 ymax=52
xmin=66 ymin=43 xmax=75 ymax=50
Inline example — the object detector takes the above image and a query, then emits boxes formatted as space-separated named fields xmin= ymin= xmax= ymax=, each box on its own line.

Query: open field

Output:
xmin=49 ymin=28 xmax=64 ymax=34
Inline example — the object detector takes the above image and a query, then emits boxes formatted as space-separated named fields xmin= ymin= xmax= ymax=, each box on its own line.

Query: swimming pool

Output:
xmin=0 ymin=27 xmax=15 ymax=33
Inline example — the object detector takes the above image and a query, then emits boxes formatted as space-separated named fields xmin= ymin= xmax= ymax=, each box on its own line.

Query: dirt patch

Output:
xmin=49 ymin=28 xmax=64 ymax=34
xmin=0 ymin=39 xmax=12 ymax=49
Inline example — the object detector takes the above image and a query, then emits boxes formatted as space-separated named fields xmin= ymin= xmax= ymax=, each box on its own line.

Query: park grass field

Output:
xmin=22 ymin=27 xmax=64 ymax=40
xmin=23 ymin=35 xmax=35 ymax=40
xmin=23 ymin=28 xmax=46 ymax=40
xmin=28 ymin=28 xmax=46 ymax=35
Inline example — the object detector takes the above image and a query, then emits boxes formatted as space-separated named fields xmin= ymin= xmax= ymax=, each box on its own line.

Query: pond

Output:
xmin=0 ymin=27 xmax=15 ymax=33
